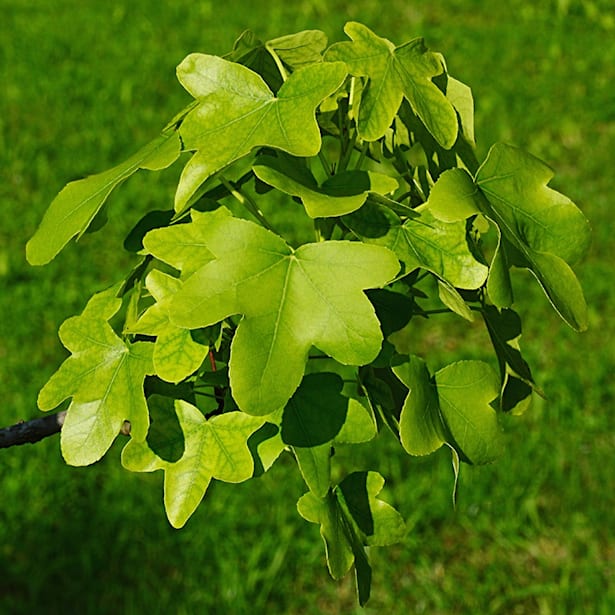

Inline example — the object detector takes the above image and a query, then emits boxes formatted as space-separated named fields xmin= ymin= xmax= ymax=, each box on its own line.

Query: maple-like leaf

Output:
xmin=143 ymin=207 xmax=399 ymax=415
xmin=127 ymin=269 xmax=208 ymax=383
xmin=37 ymin=286 xmax=154 ymax=466
xmin=122 ymin=399 xmax=266 ymax=528
xmin=426 ymin=143 xmax=591 ymax=330
xmin=345 ymin=202 xmax=488 ymax=290
xmin=325 ymin=22 xmax=458 ymax=146
xmin=174 ymin=54 xmax=347 ymax=211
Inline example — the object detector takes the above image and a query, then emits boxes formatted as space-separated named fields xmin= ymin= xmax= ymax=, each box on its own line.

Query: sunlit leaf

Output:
xmin=394 ymin=357 xmax=503 ymax=464
xmin=127 ymin=269 xmax=208 ymax=383
xmin=476 ymin=143 xmax=590 ymax=330
xmin=26 ymin=130 xmax=181 ymax=265
xmin=143 ymin=207 xmax=399 ymax=415
xmin=325 ymin=22 xmax=458 ymax=146
xmin=345 ymin=202 xmax=487 ymax=289
xmin=174 ymin=54 xmax=347 ymax=210
xmin=266 ymin=30 xmax=328 ymax=69
xmin=37 ymin=286 xmax=155 ymax=465
xmin=122 ymin=399 xmax=266 ymax=528
xmin=426 ymin=145 xmax=590 ymax=330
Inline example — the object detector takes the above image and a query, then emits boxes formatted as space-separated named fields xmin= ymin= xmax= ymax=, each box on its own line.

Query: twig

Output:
xmin=0 ymin=411 xmax=66 ymax=449
xmin=0 ymin=412 xmax=131 ymax=449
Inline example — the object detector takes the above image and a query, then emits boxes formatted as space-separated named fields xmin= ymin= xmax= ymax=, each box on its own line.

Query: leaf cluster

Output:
xmin=26 ymin=22 xmax=589 ymax=605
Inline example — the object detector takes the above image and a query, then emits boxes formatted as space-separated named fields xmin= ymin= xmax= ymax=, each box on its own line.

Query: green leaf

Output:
xmin=281 ymin=373 xmax=347 ymax=496
xmin=394 ymin=358 xmax=503 ymax=464
xmin=345 ymin=203 xmax=487 ymax=289
xmin=122 ymin=399 xmax=266 ymax=528
xmin=436 ymin=361 xmax=503 ymax=464
xmin=282 ymin=373 xmax=347 ymax=446
xmin=476 ymin=144 xmax=590 ymax=330
xmin=425 ymin=167 xmax=513 ymax=307
xmin=426 ymin=147 xmax=591 ymax=330
xmin=297 ymin=489 xmax=354 ymax=580
xmin=297 ymin=471 xmax=405 ymax=601
xmin=144 ymin=208 xmax=399 ymax=415
xmin=337 ymin=471 xmax=406 ymax=547
xmin=482 ymin=305 xmax=539 ymax=414
xmin=127 ymin=269 xmax=208 ymax=383
xmin=335 ymin=399 xmax=377 ymax=444
xmin=26 ymin=130 xmax=181 ymax=265
xmin=37 ymin=286 xmax=155 ymax=465
xmin=253 ymin=154 xmax=398 ymax=218
xmin=142 ymin=219 xmax=216 ymax=279
xmin=393 ymin=355 xmax=446 ymax=456
xmin=446 ymin=76 xmax=475 ymax=145
xmin=325 ymin=22 xmax=458 ymax=146
xmin=174 ymin=55 xmax=347 ymax=210
xmin=266 ymin=30 xmax=328 ymax=69
xmin=293 ymin=445 xmax=332 ymax=499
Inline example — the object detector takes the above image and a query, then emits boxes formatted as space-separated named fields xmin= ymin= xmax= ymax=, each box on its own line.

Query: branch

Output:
xmin=0 ymin=411 xmax=66 ymax=449
xmin=0 ymin=412 xmax=131 ymax=449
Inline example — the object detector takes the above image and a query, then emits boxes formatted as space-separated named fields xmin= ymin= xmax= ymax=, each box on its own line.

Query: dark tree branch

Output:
xmin=0 ymin=411 xmax=66 ymax=449
xmin=0 ymin=412 xmax=132 ymax=449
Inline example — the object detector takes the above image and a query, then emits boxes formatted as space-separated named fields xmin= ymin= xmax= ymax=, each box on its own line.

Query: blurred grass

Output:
xmin=1 ymin=0 xmax=614 ymax=613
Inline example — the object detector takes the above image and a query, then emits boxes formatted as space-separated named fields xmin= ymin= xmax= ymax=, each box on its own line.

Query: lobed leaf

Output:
xmin=174 ymin=55 xmax=347 ymax=211
xmin=122 ymin=399 xmax=266 ymax=528
xmin=345 ymin=202 xmax=488 ymax=289
xmin=143 ymin=207 xmax=399 ymax=415
xmin=325 ymin=22 xmax=458 ymax=146
xmin=37 ymin=286 xmax=155 ymax=465
xmin=297 ymin=471 xmax=405 ymax=604
xmin=127 ymin=270 xmax=208 ymax=383
xmin=427 ymin=145 xmax=590 ymax=330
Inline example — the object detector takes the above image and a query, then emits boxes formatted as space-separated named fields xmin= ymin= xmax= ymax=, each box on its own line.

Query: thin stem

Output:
xmin=267 ymin=48 xmax=288 ymax=82
xmin=318 ymin=150 xmax=333 ymax=176
xmin=355 ymin=141 xmax=368 ymax=170
xmin=219 ymin=176 xmax=277 ymax=233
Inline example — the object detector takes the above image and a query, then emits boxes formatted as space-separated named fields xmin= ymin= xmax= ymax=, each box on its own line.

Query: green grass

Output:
xmin=1 ymin=1 xmax=614 ymax=613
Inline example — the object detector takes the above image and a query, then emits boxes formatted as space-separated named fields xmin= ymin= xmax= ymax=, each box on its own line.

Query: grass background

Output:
xmin=1 ymin=0 xmax=613 ymax=613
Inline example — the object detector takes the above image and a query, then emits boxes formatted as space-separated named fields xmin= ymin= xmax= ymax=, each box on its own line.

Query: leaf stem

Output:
xmin=355 ymin=141 xmax=368 ymax=170
xmin=219 ymin=176 xmax=278 ymax=233
xmin=318 ymin=150 xmax=333 ymax=176
xmin=267 ymin=47 xmax=288 ymax=82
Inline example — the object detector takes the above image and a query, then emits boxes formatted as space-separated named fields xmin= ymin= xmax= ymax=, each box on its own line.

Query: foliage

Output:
xmin=25 ymin=22 xmax=589 ymax=605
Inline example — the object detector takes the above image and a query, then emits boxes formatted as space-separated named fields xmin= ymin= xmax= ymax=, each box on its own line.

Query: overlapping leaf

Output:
xmin=253 ymin=154 xmax=398 ymax=218
xmin=226 ymin=29 xmax=328 ymax=91
xmin=122 ymin=399 xmax=266 ymax=528
xmin=393 ymin=357 xmax=503 ymax=464
xmin=174 ymin=54 xmax=347 ymax=210
xmin=482 ymin=306 xmax=539 ymax=414
xmin=325 ymin=22 xmax=458 ymax=146
xmin=426 ymin=144 xmax=590 ymax=330
xmin=345 ymin=202 xmax=487 ymax=289
xmin=127 ymin=269 xmax=208 ymax=383
xmin=27 ymin=130 xmax=181 ymax=265
xmin=143 ymin=207 xmax=399 ymax=415
xmin=297 ymin=471 xmax=406 ymax=605
xmin=281 ymin=372 xmax=376 ymax=496
xmin=37 ymin=286 xmax=154 ymax=465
